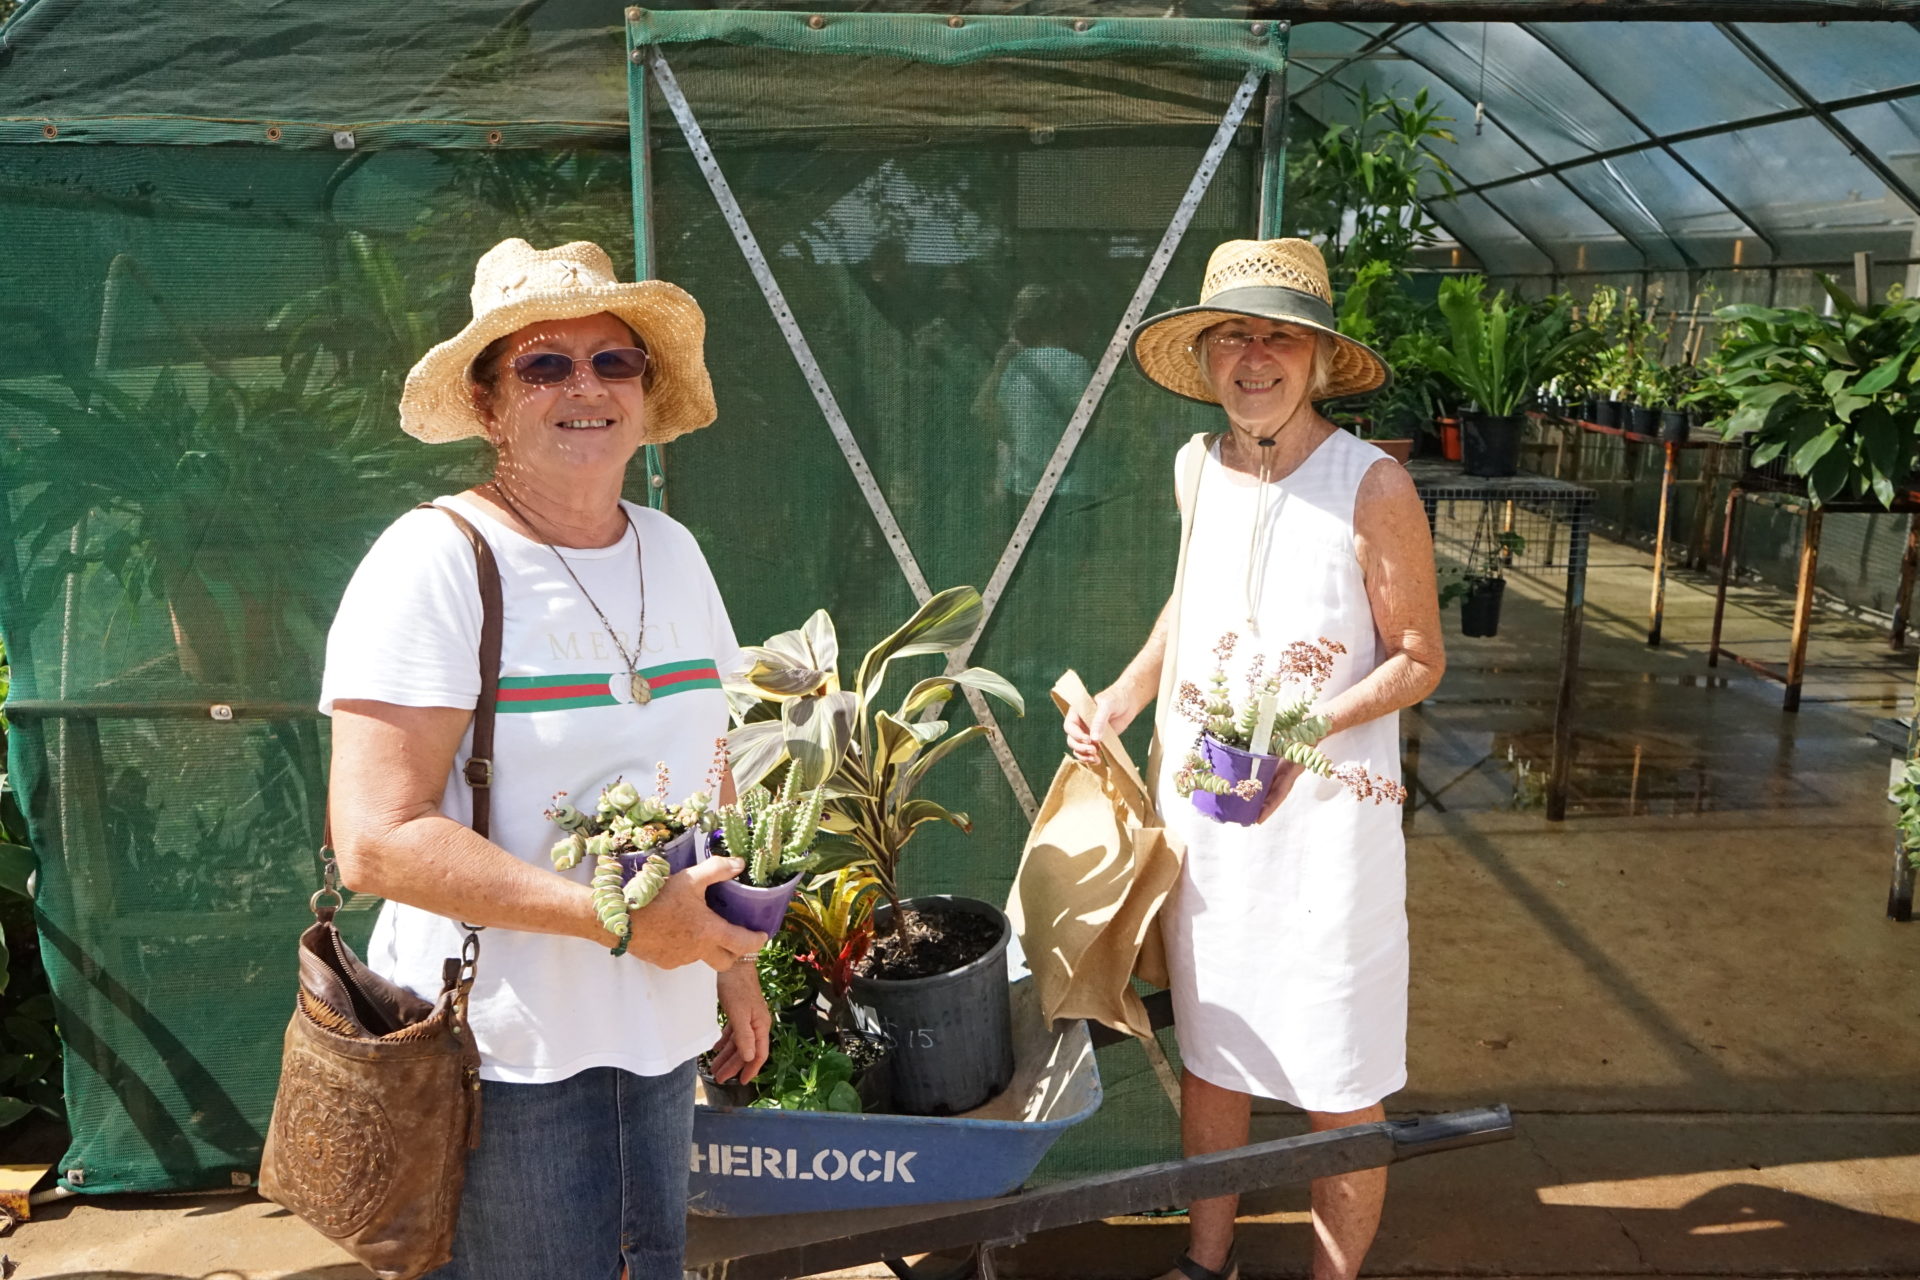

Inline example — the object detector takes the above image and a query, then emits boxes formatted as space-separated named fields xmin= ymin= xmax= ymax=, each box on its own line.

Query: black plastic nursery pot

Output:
xmin=1658 ymin=409 xmax=1690 ymax=444
xmin=1460 ymin=576 xmax=1506 ymax=637
xmin=1592 ymin=399 xmax=1622 ymax=428
xmin=1461 ymin=413 xmax=1523 ymax=478
xmin=849 ymin=895 xmax=1014 ymax=1117
xmin=1628 ymin=405 xmax=1659 ymax=436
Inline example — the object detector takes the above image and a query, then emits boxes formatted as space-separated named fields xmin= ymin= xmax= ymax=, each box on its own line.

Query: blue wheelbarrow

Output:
xmin=687 ymin=977 xmax=1512 ymax=1278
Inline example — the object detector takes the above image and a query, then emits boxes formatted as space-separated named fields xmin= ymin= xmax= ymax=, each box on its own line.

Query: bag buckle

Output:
xmin=463 ymin=757 xmax=492 ymax=787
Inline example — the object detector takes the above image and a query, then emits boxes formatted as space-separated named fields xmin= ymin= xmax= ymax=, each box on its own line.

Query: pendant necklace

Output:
xmin=1240 ymin=433 xmax=1287 ymax=636
xmin=488 ymin=482 xmax=653 ymax=707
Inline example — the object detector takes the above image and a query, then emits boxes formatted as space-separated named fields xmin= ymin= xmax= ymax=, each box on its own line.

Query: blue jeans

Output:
xmin=431 ymin=1061 xmax=696 ymax=1280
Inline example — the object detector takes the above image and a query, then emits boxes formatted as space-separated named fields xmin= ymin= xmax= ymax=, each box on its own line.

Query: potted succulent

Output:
xmin=703 ymin=774 xmax=831 ymax=935
xmin=543 ymin=763 xmax=722 ymax=951
xmin=726 ymin=586 xmax=1026 ymax=1116
xmin=1171 ymin=633 xmax=1405 ymax=825
xmin=1413 ymin=278 xmax=1599 ymax=478
xmin=1710 ymin=280 xmax=1920 ymax=506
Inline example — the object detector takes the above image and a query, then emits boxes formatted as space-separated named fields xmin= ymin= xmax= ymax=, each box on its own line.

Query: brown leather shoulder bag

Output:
xmin=260 ymin=504 xmax=504 ymax=1280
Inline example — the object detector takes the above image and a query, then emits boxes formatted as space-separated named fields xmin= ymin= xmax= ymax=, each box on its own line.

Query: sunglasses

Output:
xmin=509 ymin=346 xmax=651 ymax=387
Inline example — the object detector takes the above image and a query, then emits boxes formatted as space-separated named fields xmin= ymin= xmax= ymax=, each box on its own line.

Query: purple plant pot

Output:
xmin=618 ymin=826 xmax=700 ymax=884
xmin=705 ymin=872 xmax=805 ymax=936
xmin=1189 ymin=734 xmax=1283 ymax=826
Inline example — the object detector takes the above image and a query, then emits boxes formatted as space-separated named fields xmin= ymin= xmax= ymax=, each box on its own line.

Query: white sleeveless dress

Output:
xmin=1156 ymin=428 xmax=1409 ymax=1112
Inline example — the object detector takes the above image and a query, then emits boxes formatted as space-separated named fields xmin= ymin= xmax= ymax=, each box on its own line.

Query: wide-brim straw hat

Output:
xmin=399 ymin=238 xmax=717 ymax=445
xmin=1129 ymin=238 xmax=1391 ymax=406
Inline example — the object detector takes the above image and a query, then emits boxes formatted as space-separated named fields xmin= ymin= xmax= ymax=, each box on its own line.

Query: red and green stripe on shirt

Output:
xmin=495 ymin=660 xmax=722 ymax=713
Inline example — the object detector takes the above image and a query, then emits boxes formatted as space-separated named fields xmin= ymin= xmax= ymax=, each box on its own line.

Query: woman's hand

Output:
xmin=709 ymin=961 xmax=772 ymax=1085
xmin=1064 ymin=687 xmax=1144 ymax=766
xmin=627 ymin=857 xmax=767 ymax=972
xmin=1255 ymin=759 xmax=1305 ymax=824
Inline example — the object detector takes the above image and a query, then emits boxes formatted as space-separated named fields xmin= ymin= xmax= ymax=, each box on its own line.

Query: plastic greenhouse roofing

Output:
xmin=1281 ymin=18 xmax=1920 ymax=280
xmin=3 ymin=1 xmax=1920 ymax=284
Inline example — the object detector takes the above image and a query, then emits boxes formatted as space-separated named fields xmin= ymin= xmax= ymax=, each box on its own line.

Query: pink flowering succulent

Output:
xmin=1173 ymin=632 xmax=1406 ymax=807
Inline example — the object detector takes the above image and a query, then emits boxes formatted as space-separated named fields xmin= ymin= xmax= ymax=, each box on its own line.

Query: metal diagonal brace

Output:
xmin=647 ymin=47 xmax=1036 ymax=814
xmin=940 ymin=66 xmax=1267 ymax=804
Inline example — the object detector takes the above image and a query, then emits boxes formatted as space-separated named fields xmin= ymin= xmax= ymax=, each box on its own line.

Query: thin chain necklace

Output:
xmin=1225 ymin=428 xmax=1288 ymax=636
xmin=487 ymin=481 xmax=654 ymax=707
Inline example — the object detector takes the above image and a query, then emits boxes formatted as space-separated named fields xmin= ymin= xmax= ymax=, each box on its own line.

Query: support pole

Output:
xmin=627 ymin=16 xmax=667 ymax=512
xmin=1547 ymin=495 xmax=1590 ymax=822
xmin=1648 ymin=441 xmax=1679 ymax=646
xmin=1783 ymin=506 xmax=1823 ymax=713
xmin=1708 ymin=485 xmax=1742 ymax=667
xmin=1257 ymin=31 xmax=1289 ymax=239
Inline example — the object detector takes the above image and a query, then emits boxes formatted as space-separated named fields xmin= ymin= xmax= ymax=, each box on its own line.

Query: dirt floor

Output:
xmin=8 ymin=508 xmax=1920 ymax=1279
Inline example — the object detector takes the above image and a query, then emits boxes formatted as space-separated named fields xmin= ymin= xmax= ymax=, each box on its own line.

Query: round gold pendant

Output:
xmin=629 ymin=672 xmax=653 ymax=705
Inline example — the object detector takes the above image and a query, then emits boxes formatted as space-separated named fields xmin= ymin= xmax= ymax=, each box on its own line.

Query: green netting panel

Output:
xmin=1 ymin=17 xmax=1273 ymax=1193
xmin=635 ymin=38 xmax=1263 ymax=1183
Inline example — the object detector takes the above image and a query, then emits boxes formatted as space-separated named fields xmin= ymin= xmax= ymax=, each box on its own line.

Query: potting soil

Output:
xmin=862 ymin=904 xmax=1003 ymax=982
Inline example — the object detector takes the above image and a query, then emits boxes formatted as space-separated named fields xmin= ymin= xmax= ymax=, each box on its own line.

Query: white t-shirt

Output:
xmin=319 ymin=494 xmax=743 ymax=1083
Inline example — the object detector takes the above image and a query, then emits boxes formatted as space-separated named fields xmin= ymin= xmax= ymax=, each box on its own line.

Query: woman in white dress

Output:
xmin=1065 ymin=239 xmax=1445 ymax=1280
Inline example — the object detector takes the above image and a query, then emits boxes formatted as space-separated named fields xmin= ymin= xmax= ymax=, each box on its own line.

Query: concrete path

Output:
xmin=9 ymin=528 xmax=1920 ymax=1279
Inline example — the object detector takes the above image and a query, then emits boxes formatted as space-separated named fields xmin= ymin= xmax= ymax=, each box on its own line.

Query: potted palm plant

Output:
xmin=1413 ymin=279 xmax=1599 ymax=478
xmin=727 ymin=587 xmax=1026 ymax=1116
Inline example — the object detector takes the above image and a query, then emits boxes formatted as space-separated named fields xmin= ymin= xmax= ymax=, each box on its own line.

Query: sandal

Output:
xmin=1157 ymin=1245 xmax=1238 ymax=1280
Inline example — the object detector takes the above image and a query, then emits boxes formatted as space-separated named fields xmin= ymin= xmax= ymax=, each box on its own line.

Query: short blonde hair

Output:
xmin=1192 ymin=324 xmax=1338 ymax=402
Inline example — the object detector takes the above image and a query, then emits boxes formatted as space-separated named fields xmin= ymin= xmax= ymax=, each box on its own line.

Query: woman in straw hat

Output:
xmin=321 ymin=238 xmax=769 ymax=1279
xmin=1065 ymin=239 xmax=1445 ymax=1280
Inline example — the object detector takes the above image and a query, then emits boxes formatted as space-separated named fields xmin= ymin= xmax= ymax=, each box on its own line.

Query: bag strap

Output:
xmin=1145 ymin=432 xmax=1214 ymax=795
xmin=1051 ymin=670 xmax=1154 ymax=821
xmin=309 ymin=502 xmax=504 ymax=950
xmin=419 ymin=502 xmax=504 ymax=843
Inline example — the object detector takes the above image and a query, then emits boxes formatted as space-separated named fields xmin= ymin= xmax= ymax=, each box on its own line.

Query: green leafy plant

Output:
xmin=1438 ymin=530 xmax=1526 ymax=607
xmin=1708 ymin=281 xmax=1920 ymax=506
xmin=1413 ymin=278 xmax=1599 ymax=418
xmin=1891 ymin=758 xmax=1920 ymax=870
xmin=1288 ymin=86 xmax=1458 ymax=280
xmin=749 ymin=1023 xmax=863 ymax=1114
xmin=725 ymin=587 xmax=1024 ymax=925
xmin=1337 ymin=259 xmax=1447 ymax=436
xmin=784 ymin=866 xmax=883 ymax=1028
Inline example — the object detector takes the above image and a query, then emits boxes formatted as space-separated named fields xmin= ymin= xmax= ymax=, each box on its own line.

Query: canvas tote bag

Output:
xmin=259 ymin=505 xmax=501 ymax=1280
xmin=1008 ymin=434 xmax=1212 ymax=1042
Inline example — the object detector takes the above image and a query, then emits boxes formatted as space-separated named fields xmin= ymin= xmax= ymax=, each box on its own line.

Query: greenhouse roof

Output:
xmin=2 ymin=1 xmax=1918 ymax=287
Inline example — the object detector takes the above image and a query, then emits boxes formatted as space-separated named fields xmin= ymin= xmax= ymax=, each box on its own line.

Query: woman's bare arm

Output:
xmin=1315 ymin=459 xmax=1446 ymax=735
xmin=329 ymin=700 xmax=763 ymax=969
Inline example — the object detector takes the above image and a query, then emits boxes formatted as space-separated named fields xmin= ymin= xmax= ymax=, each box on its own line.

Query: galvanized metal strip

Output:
xmin=649 ymin=48 xmax=1036 ymax=816
xmin=947 ymin=66 xmax=1263 ymax=683
xmin=648 ymin=47 xmax=933 ymax=603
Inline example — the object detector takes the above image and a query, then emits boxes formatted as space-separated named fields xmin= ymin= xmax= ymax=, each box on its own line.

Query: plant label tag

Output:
xmin=1250 ymin=691 xmax=1279 ymax=756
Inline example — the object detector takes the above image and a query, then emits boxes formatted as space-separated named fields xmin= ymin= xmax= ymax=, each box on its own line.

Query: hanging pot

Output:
xmin=1460 ymin=576 xmax=1506 ymax=638
xmin=1658 ymin=410 xmax=1690 ymax=445
xmin=1189 ymin=733 xmax=1283 ymax=827
xmin=850 ymin=896 xmax=1014 ymax=1116
xmin=1462 ymin=414 xmax=1524 ymax=478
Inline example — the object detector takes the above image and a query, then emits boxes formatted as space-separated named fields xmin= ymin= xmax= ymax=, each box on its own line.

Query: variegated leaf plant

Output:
xmin=723 ymin=586 xmax=1024 ymax=920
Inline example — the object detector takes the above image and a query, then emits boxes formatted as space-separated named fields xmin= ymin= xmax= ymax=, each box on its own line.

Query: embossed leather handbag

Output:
xmin=259 ymin=505 xmax=503 ymax=1280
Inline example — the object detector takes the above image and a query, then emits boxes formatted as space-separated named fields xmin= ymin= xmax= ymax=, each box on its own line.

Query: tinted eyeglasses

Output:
xmin=509 ymin=346 xmax=651 ymax=386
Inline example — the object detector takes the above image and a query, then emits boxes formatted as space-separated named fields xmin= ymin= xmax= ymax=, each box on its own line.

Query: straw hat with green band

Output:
xmin=400 ymin=237 xmax=717 ymax=446
xmin=1129 ymin=238 xmax=1391 ymax=406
